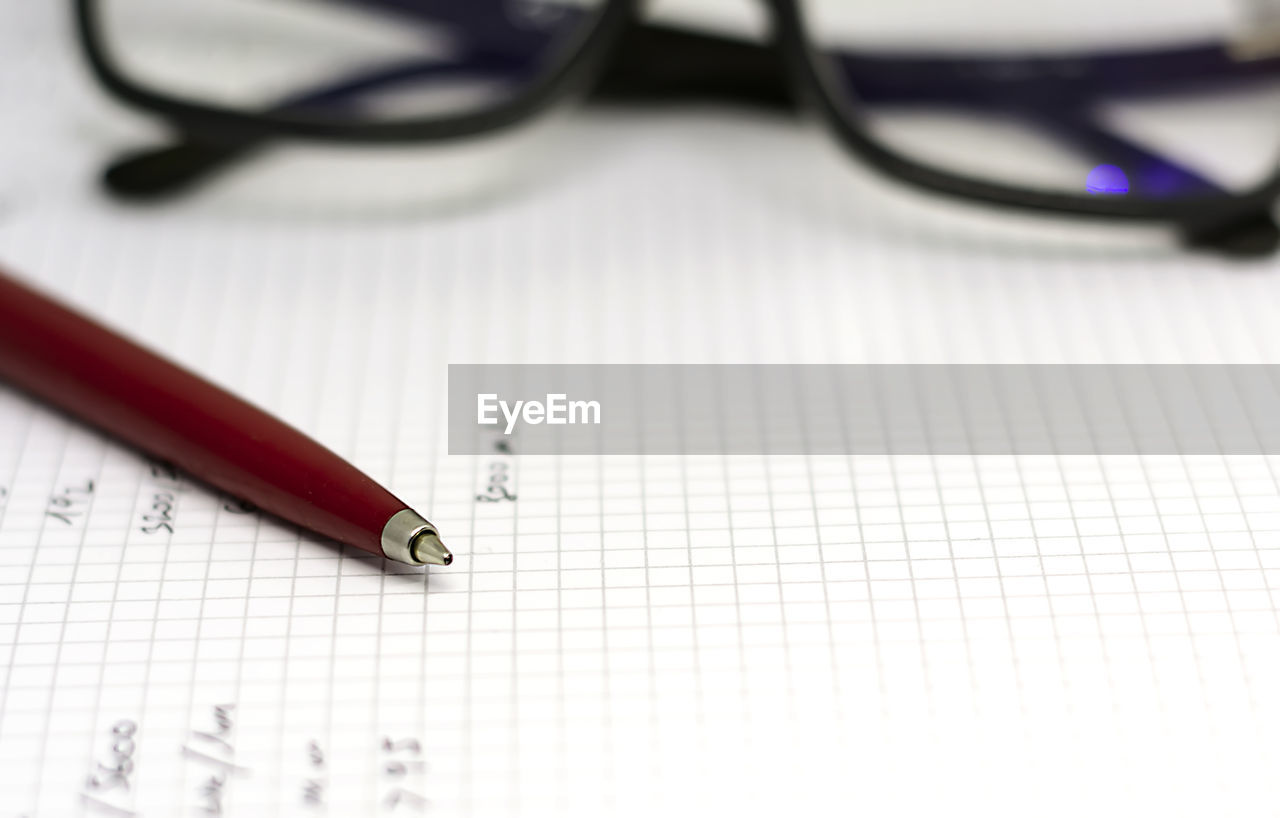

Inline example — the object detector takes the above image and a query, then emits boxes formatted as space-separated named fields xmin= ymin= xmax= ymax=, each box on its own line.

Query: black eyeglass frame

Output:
xmin=73 ymin=0 xmax=1280 ymax=249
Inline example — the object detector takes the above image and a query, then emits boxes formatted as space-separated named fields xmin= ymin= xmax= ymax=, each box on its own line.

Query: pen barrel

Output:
xmin=0 ymin=269 xmax=407 ymax=558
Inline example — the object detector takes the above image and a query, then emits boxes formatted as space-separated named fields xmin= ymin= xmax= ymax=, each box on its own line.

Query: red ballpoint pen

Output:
xmin=0 ymin=267 xmax=451 ymax=567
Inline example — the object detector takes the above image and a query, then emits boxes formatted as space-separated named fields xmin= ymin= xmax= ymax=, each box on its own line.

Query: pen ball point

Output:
xmin=412 ymin=529 xmax=453 ymax=567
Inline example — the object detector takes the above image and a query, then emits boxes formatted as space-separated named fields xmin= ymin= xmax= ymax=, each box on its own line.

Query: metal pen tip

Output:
xmin=411 ymin=530 xmax=453 ymax=566
xmin=380 ymin=509 xmax=451 ymax=567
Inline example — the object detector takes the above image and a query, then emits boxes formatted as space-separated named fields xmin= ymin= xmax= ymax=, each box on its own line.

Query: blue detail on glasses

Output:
xmin=1086 ymin=164 xmax=1129 ymax=195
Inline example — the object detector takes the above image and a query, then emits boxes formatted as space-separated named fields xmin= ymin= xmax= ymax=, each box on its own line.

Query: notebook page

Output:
xmin=4 ymin=2 xmax=1280 ymax=817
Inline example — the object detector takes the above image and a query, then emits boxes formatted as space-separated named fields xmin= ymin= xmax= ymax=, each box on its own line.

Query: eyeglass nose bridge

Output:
xmin=592 ymin=11 xmax=796 ymax=110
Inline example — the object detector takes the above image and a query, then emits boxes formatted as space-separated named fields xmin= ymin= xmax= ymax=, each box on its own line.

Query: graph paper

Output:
xmin=5 ymin=2 xmax=1280 ymax=817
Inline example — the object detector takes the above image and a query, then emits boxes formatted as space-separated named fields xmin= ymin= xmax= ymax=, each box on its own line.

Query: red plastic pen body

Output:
xmin=0 ymin=268 xmax=449 ymax=566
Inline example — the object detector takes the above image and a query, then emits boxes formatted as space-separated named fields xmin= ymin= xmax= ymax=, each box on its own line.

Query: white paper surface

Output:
xmin=3 ymin=2 xmax=1280 ymax=816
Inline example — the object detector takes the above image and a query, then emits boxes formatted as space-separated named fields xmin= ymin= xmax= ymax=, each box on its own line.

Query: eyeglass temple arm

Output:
xmin=1037 ymin=111 xmax=1279 ymax=253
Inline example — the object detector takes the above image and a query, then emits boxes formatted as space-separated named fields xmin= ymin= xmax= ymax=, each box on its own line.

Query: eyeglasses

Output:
xmin=74 ymin=0 xmax=1280 ymax=256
